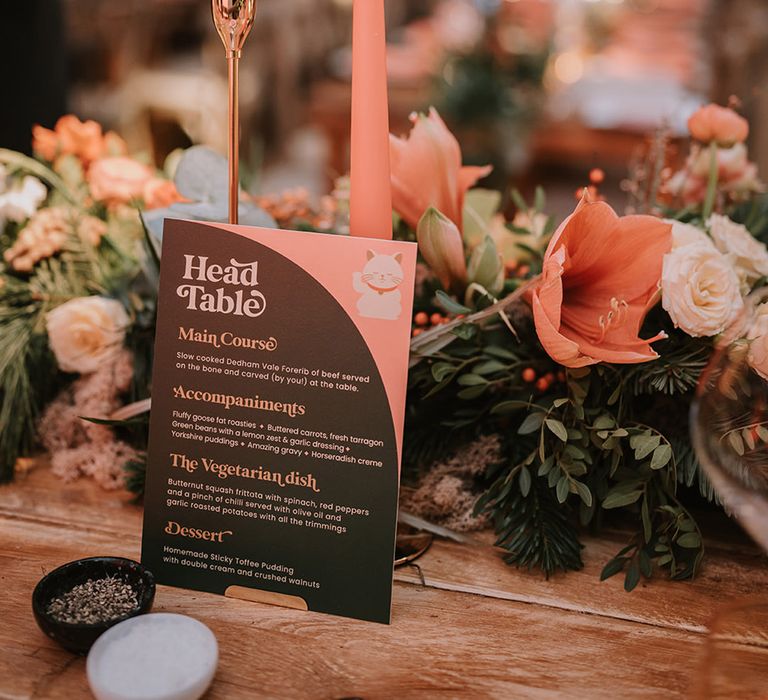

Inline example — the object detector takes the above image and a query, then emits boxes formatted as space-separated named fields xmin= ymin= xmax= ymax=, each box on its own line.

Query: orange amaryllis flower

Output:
xmin=531 ymin=197 xmax=672 ymax=368
xmin=688 ymin=103 xmax=749 ymax=147
xmin=390 ymin=108 xmax=491 ymax=232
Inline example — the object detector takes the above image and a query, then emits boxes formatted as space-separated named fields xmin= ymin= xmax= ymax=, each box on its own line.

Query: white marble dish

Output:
xmin=86 ymin=613 xmax=218 ymax=700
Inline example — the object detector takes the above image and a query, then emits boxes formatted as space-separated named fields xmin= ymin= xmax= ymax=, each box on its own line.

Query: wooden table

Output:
xmin=2 ymin=465 xmax=767 ymax=699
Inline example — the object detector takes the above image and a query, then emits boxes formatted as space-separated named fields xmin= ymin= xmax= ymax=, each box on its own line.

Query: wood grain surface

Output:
xmin=1 ymin=464 xmax=766 ymax=699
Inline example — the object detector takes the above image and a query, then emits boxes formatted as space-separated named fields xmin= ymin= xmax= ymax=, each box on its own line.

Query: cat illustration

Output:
xmin=353 ymin=250 xmax=404 ymax=320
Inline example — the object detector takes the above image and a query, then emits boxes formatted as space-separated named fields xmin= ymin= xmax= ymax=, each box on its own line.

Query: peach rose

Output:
xmin=143 ymin=178 xmax=183 ymax=210
xmin=56 ymin=115 xmax=105 ymax=163
xmin=88 ymin=157 xmax=154 ymax=205
xmin=662 ymin=242 xmax=743 ymax=337
xmin=708 ymin=214 xmax=768 ymax=289
xmin=666 ymin=143 xmax=763 ymax=205
xmin=46 ymin=297 xmax=130 ymax=374
xmin=32 ymin=125 xmax=60 ymax=161
xmin=688 ymin=103 xmax=749 ymax=147
xmin=31 ymin=116 xmax=128 ymax=165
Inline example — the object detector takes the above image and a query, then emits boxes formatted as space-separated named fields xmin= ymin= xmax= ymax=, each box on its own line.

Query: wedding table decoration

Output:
xmin=1 ymin=100 xmax=766 ymax=594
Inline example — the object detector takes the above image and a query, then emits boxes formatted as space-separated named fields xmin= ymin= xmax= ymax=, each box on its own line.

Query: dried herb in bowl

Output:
xmin=46 ymin=577 xmax=139 ymax=625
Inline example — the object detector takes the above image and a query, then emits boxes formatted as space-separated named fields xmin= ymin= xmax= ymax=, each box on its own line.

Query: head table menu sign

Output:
xmin=140 ymin=219 xmax=416 ymax=623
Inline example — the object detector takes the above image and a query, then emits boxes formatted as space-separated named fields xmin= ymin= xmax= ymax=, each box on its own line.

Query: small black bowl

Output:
xmin=32 ymin=556 xmax=155 ymax=655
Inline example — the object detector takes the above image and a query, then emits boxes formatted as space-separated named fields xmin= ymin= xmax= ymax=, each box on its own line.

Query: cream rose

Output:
xmin=87 ymin=157 xmax=153 ymax=205
xmin=662 ymin=242 xmax=744 ymax=337
xmin=708 ymin=214 xmax=768 ymax=288
xmin=46 ymin=297 xmax=130 ymax=374
xmin=666 ymin=219 xmax=714 ymax=250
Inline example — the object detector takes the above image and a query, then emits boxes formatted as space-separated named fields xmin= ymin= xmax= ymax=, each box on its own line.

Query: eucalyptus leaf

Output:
xmin=538 ymin=456 xmax=554 ymax=476
xmin=634 ymin=434 xmax=661 ymax=461
xmin=519 ymin=466 xmax=532 ymax=497
xmin=174 ymin=145 xmax=229 ymax=203
xmin=728 ymin=431 xmax=745 ymax=456
xmin=575 ymin=481 xmax=593 ymax=508
xmin=491 ymin=400 xmax=531 ymax=415
xmin=484 ymin=345 xmax=516 ymax=360
xmin=639 ymin=550 xmax=653 ymax=578
xmin=451 ymin=323 xmax=477 ymax=341
xmin=510 ymin=188 xmax=529 ymax=212
xmin=677 ymin=532 xmax=701 ymax=549
xmin=140 ymin=146 xmax=276 ymax=244
xmin=545 ymin=419 xmax=568 ymax=442
xmin=624 ymin=561 xmax=641 ymax=592
xmin=457 ymin=373 xmax=487 ymax=387
xmin=641 ymin=497 xmax=652 ymax=543
xmin=473 ymin=360 xmax=507 ymax=375
xmin=457 ymin=384 xmax=487 ymax=400
xmin=435 ymin=290 xmax=472 ymax=315
xmin=600 ymin=557 xmax=627 ymax=581
xmin=650 ymin=444 xmax=673 ymax=470
xmin=430 ymin=362 xmax=455 ymax=383
xmin=518 ymin=412 xmax=545 ymax=435
xmin=602 ymin=489 xmax=643 ymax=509
xmin=593 ymin=415 xmax=614 ymax=430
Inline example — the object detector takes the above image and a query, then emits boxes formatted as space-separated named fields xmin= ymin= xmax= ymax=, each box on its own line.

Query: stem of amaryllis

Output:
xmin=702 ymin=140 xmax=719 ymax=220
xmin=409 ymin=277 xmax=539 ymax=367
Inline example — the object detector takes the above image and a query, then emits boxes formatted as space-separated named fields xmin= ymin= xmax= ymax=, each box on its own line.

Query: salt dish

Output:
xmin=86 ymin=613 xmax=218 ymax=700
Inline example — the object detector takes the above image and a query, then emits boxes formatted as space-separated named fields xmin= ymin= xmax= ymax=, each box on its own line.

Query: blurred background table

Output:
xmin=5 ymin=0 xmax=768 ymax=219
xmin=2 ymin=464 xmax=767 ymax=698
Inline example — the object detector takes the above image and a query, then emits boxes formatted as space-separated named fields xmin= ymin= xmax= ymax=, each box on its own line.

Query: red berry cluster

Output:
xmin=521 ymin=367 xmax=566 ymax=392
xmin=412 ymin=311 xmax=464 ymax=337
xmin=506 ymin=260 xmax=531 ymax=278
xmin=574 ymin=168 xmax=606 ymax=203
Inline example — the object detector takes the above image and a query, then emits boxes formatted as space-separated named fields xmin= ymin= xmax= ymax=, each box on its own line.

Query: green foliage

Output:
xmin=0 ymin=217 xmax=140 ymax=481
xmin=124 ymin=454 xmax=147 ymax=497
xmin=730 ymin=193 xmax=768 ymax=242
xmin=478 ymin=470 xmax=584 ymax=576
xmin=405 ymin=301 xmax=710 ymax=584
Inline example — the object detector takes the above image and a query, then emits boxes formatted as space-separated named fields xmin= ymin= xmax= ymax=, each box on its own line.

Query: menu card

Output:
xmin=140 ymin=219 xmax=416 ymax=623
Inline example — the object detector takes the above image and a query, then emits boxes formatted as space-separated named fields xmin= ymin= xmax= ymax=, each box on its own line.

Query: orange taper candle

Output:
xmin=349 ymin=0 xmax=393 ymax=239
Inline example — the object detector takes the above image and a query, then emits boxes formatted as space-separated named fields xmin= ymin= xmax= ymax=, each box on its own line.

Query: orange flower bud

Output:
xmin=688 ymin=103 xmax=749 ymax=147
xmin=417 ymin=207 xmax=468 ymax=292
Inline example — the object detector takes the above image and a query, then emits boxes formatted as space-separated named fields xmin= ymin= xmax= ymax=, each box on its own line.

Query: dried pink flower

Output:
xmin=38 ymin=349 xmax=137 ymax=490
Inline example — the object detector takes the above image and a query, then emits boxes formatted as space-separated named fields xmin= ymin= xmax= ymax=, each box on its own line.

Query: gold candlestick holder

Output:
xmin=211 ymin=0 xmax=257 ymax=225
